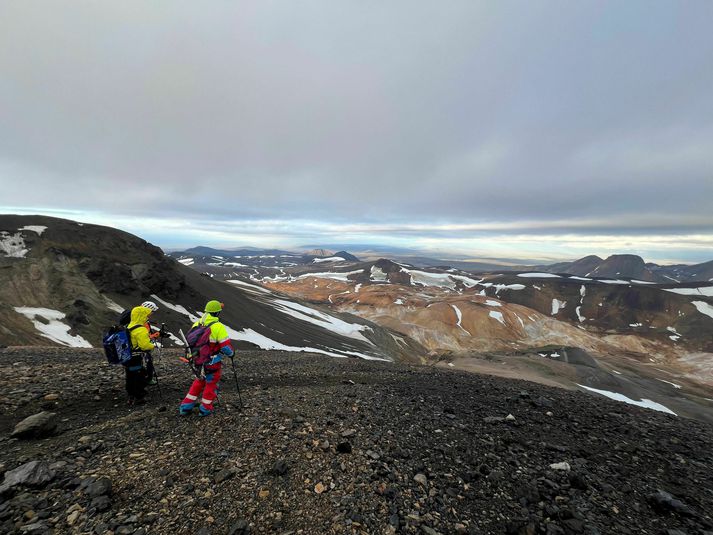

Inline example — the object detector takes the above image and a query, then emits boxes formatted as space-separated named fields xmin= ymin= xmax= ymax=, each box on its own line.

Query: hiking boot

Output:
xmin=198 ymin=407 xmax=213 ymax=417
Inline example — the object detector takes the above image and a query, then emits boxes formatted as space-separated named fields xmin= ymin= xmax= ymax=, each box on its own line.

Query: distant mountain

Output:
xmin=539 ymin=254 xmax=713 ymax=283
xmin=333 ymin=250 xmax=360 ymax=262
xmin=304 ymin=248 xmax=334 ymax=257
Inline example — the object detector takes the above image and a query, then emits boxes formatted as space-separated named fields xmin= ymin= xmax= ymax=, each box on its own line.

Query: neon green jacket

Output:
xmin=128 ymin=306 xmax=155 ymax=351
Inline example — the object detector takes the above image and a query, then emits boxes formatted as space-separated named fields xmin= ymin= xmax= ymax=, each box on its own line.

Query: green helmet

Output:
xmin=205 ymin=300 xmax=224 ymax=313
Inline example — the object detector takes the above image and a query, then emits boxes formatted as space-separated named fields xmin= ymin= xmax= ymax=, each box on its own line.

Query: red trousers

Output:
xmin=180 ymin=365 xmax=222 ymax=415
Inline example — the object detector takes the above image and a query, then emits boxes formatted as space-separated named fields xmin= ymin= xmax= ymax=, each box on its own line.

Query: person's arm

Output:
xmin=134 ymin=326 xmax=155 ymax=351
xmin=146 ymin=322 xmax=161 ymax=340
xmin=208 ymin=323 xmax=233 ymax=363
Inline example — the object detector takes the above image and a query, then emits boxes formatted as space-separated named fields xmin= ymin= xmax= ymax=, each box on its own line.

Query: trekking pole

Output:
xmin=147 ymin=349 xmax=163 ymax=400
xmin=230 ymin=356 xmax=243 ymax=410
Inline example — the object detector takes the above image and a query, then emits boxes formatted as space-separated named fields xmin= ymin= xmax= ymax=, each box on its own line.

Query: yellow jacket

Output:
xmin=128 ymin=306 xmax=155 ymax=352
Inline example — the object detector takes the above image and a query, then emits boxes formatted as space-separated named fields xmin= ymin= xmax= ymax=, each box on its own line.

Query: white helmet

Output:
xmin=141 ymin=301 xmax=159 ymax=312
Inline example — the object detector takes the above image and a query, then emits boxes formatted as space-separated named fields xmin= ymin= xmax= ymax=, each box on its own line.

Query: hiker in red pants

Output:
xmin=179 ymin=300 xmax=234 ymax=416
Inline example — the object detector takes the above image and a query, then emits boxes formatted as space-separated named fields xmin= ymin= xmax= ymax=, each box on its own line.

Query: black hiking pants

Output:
xmin=125 ymin=352 xmax=150 ymax=400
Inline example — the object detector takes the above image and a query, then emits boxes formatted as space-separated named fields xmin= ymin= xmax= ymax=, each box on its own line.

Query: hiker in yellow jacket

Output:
xmin=125 ymin=305 xmax=156 ymax=405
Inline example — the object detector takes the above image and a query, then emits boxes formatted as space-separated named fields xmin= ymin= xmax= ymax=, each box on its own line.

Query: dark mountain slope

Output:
xmin=0 ymin=348 xmax=711 ymax=534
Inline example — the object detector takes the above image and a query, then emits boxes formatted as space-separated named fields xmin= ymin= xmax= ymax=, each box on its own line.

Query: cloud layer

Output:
xmin=1 ymin=1 xmax=712 ymax=262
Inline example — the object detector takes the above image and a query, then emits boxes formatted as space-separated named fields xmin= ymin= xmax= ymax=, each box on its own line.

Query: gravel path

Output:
xmin=1 ymin=347 xmax=712 ymax=534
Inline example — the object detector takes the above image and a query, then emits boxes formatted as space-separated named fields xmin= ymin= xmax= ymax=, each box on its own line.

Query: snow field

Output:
xmin=14 ymin=307 xmax=92 ymax=347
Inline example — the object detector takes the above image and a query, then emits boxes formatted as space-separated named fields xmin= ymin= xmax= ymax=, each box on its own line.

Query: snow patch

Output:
xmin=20 ymin=225 xmax=47 ymax=235
xmin=493 ymin=283 xmax=526 ymax=292
xmin=551 ymin=299 xmax=566 ymax=315
xmin=297 ymin=270 xmax=362 ymax=282
xmin=14 ymin=307 xmax=92 ymax=347
xmin=178 ymin=258 xmax=194 ymax=266
xmin=692 ymin=300 xmax=713 ymax=319
xmin=665 ymin=286 xmax=713 ymax=297
xmin=405 ymin=269 xmax=455 ymax=289
xmin=0 ymin=231 xmax=28 ymax=257
xmin=577 ymin=384 xmax=676 ymax=415
xmin=489 ymin=310 xmax=506 ymax=325
xmin=450 ymin=304 xmax=470 ymax=334
xmin=517 ymin=273 xmax=562 ymax=278
xmin=657 ymin=379 xmax=682 ymax=389
xmin=576 ymin=306 xmax=586 ymax=322
xmin=103 ymin=296 xmax=124 ymax=314
xmin=370 ymin=265 xmax=389 ymax=282
xmin=272 ymin=299 xmax=372 ymax=344
xmin=226 ymin=279 xmax=271 ymax=294
xmin=235 ymin=328 xmax=387 ymax=361
xmin=313 ymin=256 xmax=346 ymax=263
xmin=485 ymin=299 xmax=502 ymax=307
xmin=150 ymin=295 xmax=200 ymax=322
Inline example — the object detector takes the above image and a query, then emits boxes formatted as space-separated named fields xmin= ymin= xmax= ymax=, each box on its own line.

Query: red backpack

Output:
xmin=185 ymin=319 xmax=218 ymax=366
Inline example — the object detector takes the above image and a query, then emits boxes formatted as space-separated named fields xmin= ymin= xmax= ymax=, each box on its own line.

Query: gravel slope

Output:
xmin=1 ymin=347 xmax=712 ymax=535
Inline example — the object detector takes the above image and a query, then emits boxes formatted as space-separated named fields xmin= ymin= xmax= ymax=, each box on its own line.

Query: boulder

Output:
xmin=0 ymin=461 xmax=55 ymax=495
xmin=11 ymin=412 xmax=58 ymax=439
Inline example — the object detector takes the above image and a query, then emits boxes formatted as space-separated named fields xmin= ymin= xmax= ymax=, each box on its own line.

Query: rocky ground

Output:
xmin=1 ymin=347 xmax=712 ymax=535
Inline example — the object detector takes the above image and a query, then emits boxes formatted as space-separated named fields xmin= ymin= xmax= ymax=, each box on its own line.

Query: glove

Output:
xmin=220 ymin=346 xmax=235 ymax=357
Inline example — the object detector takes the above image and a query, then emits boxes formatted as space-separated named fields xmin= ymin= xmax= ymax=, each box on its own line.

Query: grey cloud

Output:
xmin=0 ymin=1 xmax=712 ymax=235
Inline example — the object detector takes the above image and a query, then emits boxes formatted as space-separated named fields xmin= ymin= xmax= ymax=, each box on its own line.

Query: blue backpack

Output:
xmin=102 ymin=324 xmax=142 ymax=365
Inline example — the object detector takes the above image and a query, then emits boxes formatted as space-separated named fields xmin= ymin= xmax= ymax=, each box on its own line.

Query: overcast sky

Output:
xmin=1 ymin=1 xmax=712 ymax=263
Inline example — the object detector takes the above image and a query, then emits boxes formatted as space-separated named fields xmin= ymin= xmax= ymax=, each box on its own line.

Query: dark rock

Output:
xmin=270 ymin=460 xmax=288 ymax=476
xmin=647 ymin=490 xmax=697 ymax=517
xmin=214 ymin=468 xmax=237 ymax=483
xmin=0 ymin=461 xmax=55 ymax=495
xmin=228 ymin=519 xmax=250 ymax=535
xmin=336 ymin=442 xmax=352 ymax=454
xmin=10 ymin=412 xmax=58 ymax=439
xmin=484 ymin=416 xmax=505 ymax=423
xmin=18 ymin=521 xmax=49 ymax=534
xmin=91 ymin=495 xmax=112 ymax=512
xmin=86 ymin=477 xmax=112 ymax=498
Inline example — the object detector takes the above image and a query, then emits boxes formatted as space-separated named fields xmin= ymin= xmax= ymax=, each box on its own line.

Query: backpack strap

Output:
xmin=198 ymin=318 xmax=219 ymax=328
xmin=128 ymin=324 xmax=147 ymax=352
